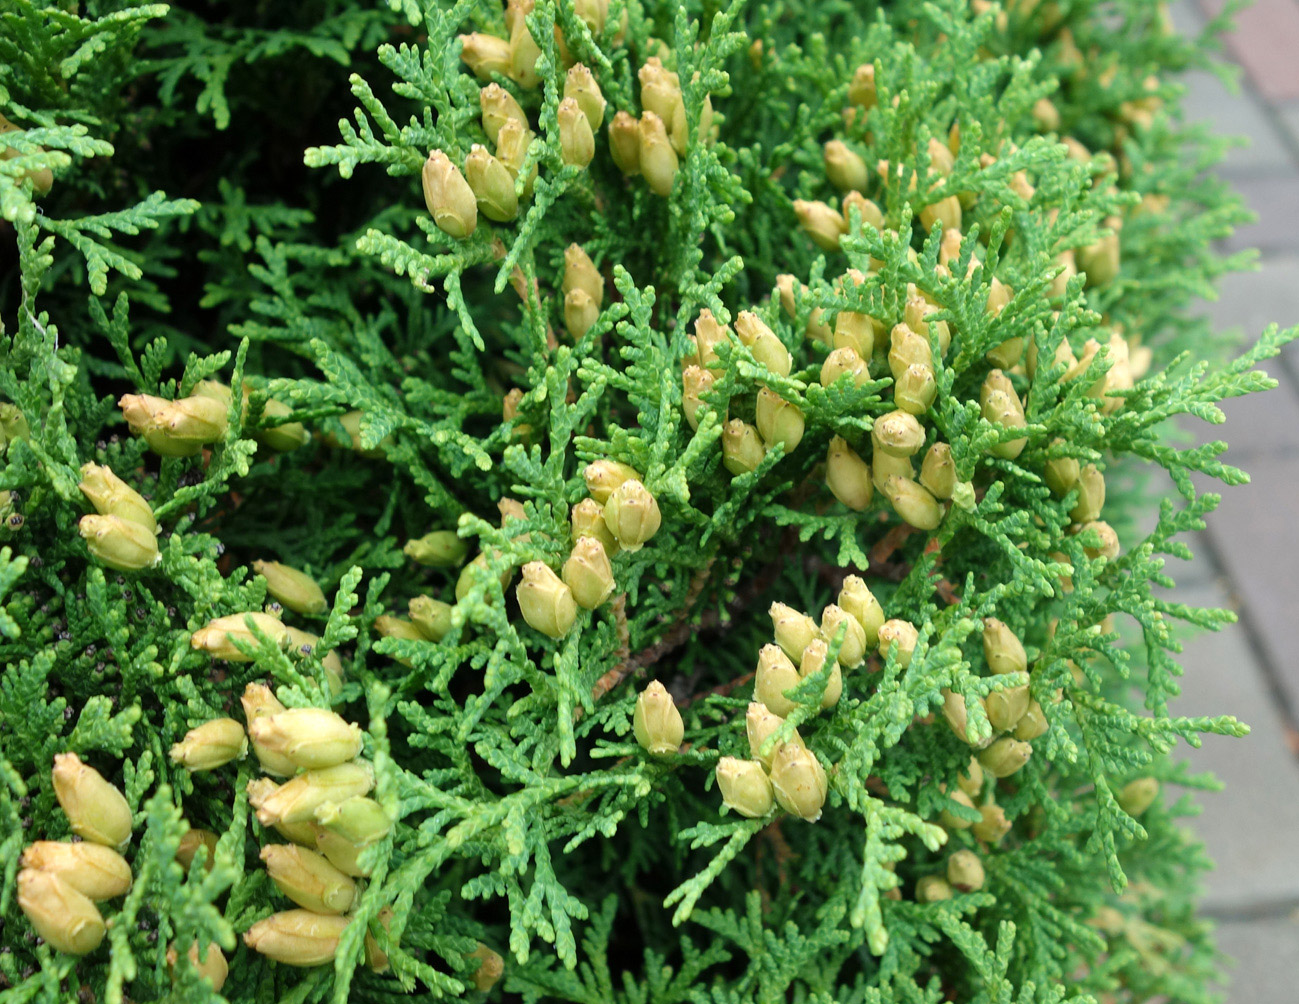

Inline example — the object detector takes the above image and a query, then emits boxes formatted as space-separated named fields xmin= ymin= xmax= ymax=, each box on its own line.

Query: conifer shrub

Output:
xmin=1 ymin=0 xmax=1294 ymax=1001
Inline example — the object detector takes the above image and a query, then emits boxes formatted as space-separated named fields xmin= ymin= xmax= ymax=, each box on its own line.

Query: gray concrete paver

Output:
xmin=1198 ymin=451 xmax=1299 ymax=718
xmin=1195 ymin=258 xmax=1299 ymax=384
xmin=1277 ymin=100 xmax=1299 ymax=150
xmin=1220 ymin=176 xmax=1299 ymax=255
xmin=1170 ymin=581 xmax=1299 ymax=913
xmin=1180 ymin=70 xmax=1296 ymax=177
xmin=1215 ymin=916 xmax=1299 ymax=1004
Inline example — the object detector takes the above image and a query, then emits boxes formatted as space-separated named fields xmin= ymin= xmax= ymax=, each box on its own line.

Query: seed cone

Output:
xmin=254 ymin=762 xmax=375 ymax=827
xmin=826 ymin=436 xmax=873 ymax=510
xmin=603 ymin=479 xmax=661 ymax=551
xmin=467 ymin=942 xmax=505 ymax=991
xmin=170 ymin=717 xmax=248 ymax=771
xmin=78 ymin=462 xmax=156 ymax=533
xmin=516 ymin=561 xmax=578 ymax=639
xmin=21 ymin=842 xmax=132 ymax=900
xmin=52 ymin=753 xmax=132 ymax=850
xmin=877 ymin=619 xmax=918 ymax=668
xmin=248 ymin=709 xmax=363 ymax=770
xmin=746 ymin=701 xmax=804 ymax=768
xmin=1118 ymin=777 xmax=1159 ymax=817
xmin=168 ymin=940 xmax=229 ymax=990
xmin=261 ymin=844 xmax=357 ymax=914
xmin=176 ymin=829 xmax=219 ymax=872
xmin=633 ymin=680 xmax=684 ymax=756
xmin=769 ymin=602 xmax=820 ymax=661
xmin=79 ymin=514 xmax=160 ymax=572
xmin=820 ymin=604 xmax=866 ymax=668
xmin=191 ymin=612 xmax=290 ymax=661
xmin=770 ymin=743 xmax=828 ymax=822
xmin=563 ymin=536 xmax=615 ymax=609
xmin=244 ymin=910 xmax=350 ymax=967
xmin=716 ymin=757 xmax=775 ymax=817
xmin=314 ymin=796 xmax=393 ymax=847
xmin=17 ymin=869 xmax=106 ymax=955
xmin=252 ymin=560 xmax=328 ymax=615
xmin=947 ymin=850 xmax=985 ymax=891
xmin=422 ymin=150 xmax=477 ymax=239
xmin=316 ymin=827 xmax=372 ymax=877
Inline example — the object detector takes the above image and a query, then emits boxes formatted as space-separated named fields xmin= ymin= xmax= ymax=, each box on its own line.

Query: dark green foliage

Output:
xmin=0 ymin=0 xmax=1293 ymax=1002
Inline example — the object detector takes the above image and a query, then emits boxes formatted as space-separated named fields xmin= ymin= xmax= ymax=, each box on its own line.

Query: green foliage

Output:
xmin=0 ymin=0 xmax=1292 ymax=1002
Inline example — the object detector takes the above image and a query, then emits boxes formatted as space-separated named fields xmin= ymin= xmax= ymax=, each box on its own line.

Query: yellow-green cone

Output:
xmin=253 ymin=762 xmax=375 ymax=827
xmin=1117 ymin=777 xmax=1159 ymax=817
xmin=946 ymin=850 xmax=985 ymax=892
xmin=769 ymin=602 xmax=820 ymax=661
xmin=755 ymin=643 xmax=801 ymax=717
xmin=584 ymin=459 xmax=640 ymax=503
xmin=838 ymin=576 xmax=884 ymax=646
xmin=919 ymin=442 xmax=956 ymax=500
xmin=915 ymin=875 xmax=953 ymax=902
xmin=464 ymin=143 xmax=518 ymax=221
xmin=248 ymin=708 xmax=363 ymax=770
xmin=78 ymin=463 xmax=156 ymax=533
xmin=558 ymin=98 xmax=596 ymax=167
xmin=973 ymin=802 xmax=1011 ymax=844
xmin=563 ymin=536 xmax=615 ymax=609
xmin=1014 ymin=700 xmax=1049 ymax=740
xmin=409 ymin=595 xmax=454 ymax=641
xmin=978 ymin=736 xmax=1032 ymax=778
xmin=422 ymin=150 xmax=477 ymax=239
xmin=877 ymin=619 xmax=918 ymax=668
xmin=793 ymin=199 xmax=846 ymax=251
xmin=982 ymin=618 xmax=1028 ymax=675
xmin=797 ymin=639 xmax=843 ymax=709
xmin=632 ymin=680 xmax=683 ymax=756
xmin=191 ymin=611 xmax=290 ymax=661
xmin=316 ymin=827 xmax=371 ymax=877
xmin=985 ymin=685 xmax=1031 ymax=733
xmin=770 ymin=743 xmax=828 ymax=822
xmin=403 ymin=530 xmax=469 ymax=567
xmin=826 ymin=436 xmax=873 ymax=510
xmin=467 ymin=943 xmax=505 ymax=992
xmin=602 ymin=479 xmax=661 ymax=551
xmin=176 ymin=829 xmax=219 ymax=872
xmin=260 ymin=844 xmax=357 ymax=914
xmin=52 ymin=753 xmax=132 ymax=850
xmin=723 ymin=419 xmax=766 ymax=475
xmin=79 ymin=514 xmax=160 ymax=572
xmin=882 ymin=475 xmax=943 ymax=530
xmin=170 ymin=718 xmax=248 ymax=772
xmin=564 ymin=64 xmax=606 ymax=130
xmin=516 ymin=562 xmax=578 ymax=639
xmin=20 ymin=841 xmax=132 ymax=901
xmin=244 ymin=910 xmax=350 ymax=967
xmin=314 ymin=796 xmax=393 ymax=847
xmin=252 ymin=560 xmax=328 ymax=615
xmin=872 ymin=410 xmax=925 ymax=457
xmin=745 ymin=701 xmax=803 ymax=769
xmin=479 ymin=83 xmax=527 ymax=144
xmin=820 ymin=604 xmax=866 ymax=668
xmin=168 ymin=941 xmax=228 ymax=991
xmin=17 ymin=869 xmax=106 ymax=955
xmin=715 ymin=757 xmax=775 ymax=818
xmin=563 ymin=243 xmax=603 ymax=307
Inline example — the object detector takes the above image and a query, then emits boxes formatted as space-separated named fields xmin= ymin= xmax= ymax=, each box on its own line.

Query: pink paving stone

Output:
xmin=1198 ymin=0 xmax=1299 ymax=101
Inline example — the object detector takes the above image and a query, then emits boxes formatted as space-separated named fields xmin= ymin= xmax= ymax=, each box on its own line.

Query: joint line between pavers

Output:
xmin=1201 ymin=894 xmax=1299 ymax=922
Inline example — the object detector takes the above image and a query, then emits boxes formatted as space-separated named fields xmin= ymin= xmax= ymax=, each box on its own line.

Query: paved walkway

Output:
xmin=1161 ymin=1 xmax=1299 ymax=999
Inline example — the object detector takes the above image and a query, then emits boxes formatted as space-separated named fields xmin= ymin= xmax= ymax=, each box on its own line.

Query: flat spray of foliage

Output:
xmin=0 ymin=0 xmax=1294 ymax=1001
